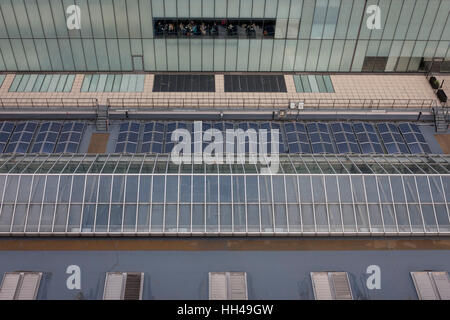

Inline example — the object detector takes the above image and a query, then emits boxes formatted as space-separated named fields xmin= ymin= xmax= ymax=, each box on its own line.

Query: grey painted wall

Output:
xmin=1 ymin=250 xmax=449 ymax=300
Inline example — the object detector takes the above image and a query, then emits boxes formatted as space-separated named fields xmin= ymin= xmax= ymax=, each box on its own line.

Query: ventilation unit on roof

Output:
xmin=103 ymin=272 xmax=144 ymax=300
xmin=310 ymin=272 xmax=353 ymax=300
xmin=0 ymin=272 xmax=42 ymax=300
xmin=411 ymin=271 xmax=450 ymax=300
xmin=209 ymin=272 xmax=248 ymax=300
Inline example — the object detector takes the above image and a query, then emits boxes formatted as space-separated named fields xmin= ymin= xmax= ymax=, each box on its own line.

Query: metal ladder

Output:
xmin=434 ymin=105 xmax=449 ymax=133
xmin=96 ymin=105 xmax=109 ymax=131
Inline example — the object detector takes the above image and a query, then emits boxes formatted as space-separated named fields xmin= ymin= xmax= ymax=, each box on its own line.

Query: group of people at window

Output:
xmin=154 ymin=19 xmax=275 ymax=38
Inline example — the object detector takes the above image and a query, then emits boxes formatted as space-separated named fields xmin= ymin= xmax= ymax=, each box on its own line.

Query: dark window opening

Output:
xmin=224 ymin=75 xmax=287 ymax=92
xmin=154 ymin=18 xmax=276 ymax=39
xmin=153 ymin=74 xmax=215 ymax=92
xmin=362 ymin=57 xmax=388 ymax=72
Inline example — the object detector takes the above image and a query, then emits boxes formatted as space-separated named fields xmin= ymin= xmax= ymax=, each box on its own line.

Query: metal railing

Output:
xmin=107 ymin=97 xmax=436 ymax=111
xmin=0 ymin=98 xmax=99 ymax=109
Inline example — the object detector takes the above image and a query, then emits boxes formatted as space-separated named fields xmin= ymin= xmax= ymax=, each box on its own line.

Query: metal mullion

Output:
xmin=8 ymin=155 xmax=27 ymax=173
xmin=0 ymin=155 xmax=15 ymax=172
xmin=22 ymin=154 xmax=39 ymax=173
xmin=73 ymin=154 xmax=87 ymax=173
xmin=37 ymin=174 xmax=49 ymax=233
xmin=231 ymin=174 xmax=235 ymax=233
xmin=387 ymin=175 xmax=400 ymax=234
xmin=371 ymin=156 xmax=389 ymax=174
xmin=346 ymin=156 xmax=363 ymax=174
xmin=356 ymin=154 xmax=374 ymax=174
xmin=99 ymin=154 xmax=110 ymax=173
xmin=392 ymin=155 xmax=414 ymax=174
xmin=0 ymin=2 xmax=20 ymax=70
xmin=0 ymin=175 xmax=9 ymax=233
xmin=373 ymin=175 xmax=386 ymax=234
xmin=107 ymin=172 xmax=115 ymax=233
xmin=404 ymin=154 xmax=427 ymax=174
xmin=334 ymin=174 xmax=345 ymax=234
xmin=8 ymin=174 xmax=22 ymax=233
xmin=309 ymin=173 xmax=317 ymax=234
xmin=162 ymin=173 xmax=167 ymax=234
xmin=50 ymin=174 xmax=62 ymax=233
xmin=93 ymin=172 xmax=102 ymax=233
xmin=64 ymin=173 xmax=75 ymax=233
xmin=48 ymin=154 xmax=64 ymax=173
xmin=85 ymin=155 xmax=97 ymax=173
xmin=148 ymin=172 xmax=154 ymax=234
xmin=360 ymin=175 xmax=372 ymax=234
xmin=23 ymin=173 xmax=35 ymax=233
xmin=244 ymin=172 xmax=248 ymax=234
xmin=199 ymin=174 xmax=207 ymax=234
xmin=135 ymin=172 xmax=141 ymax=234
xmin=78 ymin=174 xmax=88 ymax=233
xmin=321 ymin=173 xmax=331 ymax=234
xmin=216 ymin=172 xmax=220 ymax=234
xmin=426 ymin=157 xmax=447 ymax=174
xmin=176 ymin=172 xmax=180 ymax=233
xmin=190 ymin=173 xmax=193 ymax=234
xmin=121 ymin=174 xmax=128 ymax=233
xmin=400 ymin=175 xmax=413 ymax=234
xmin=426 ymin=175 xmax=440 ymax=234
xmin=439 ymin=176 xmax=450 ymax=230
xmin=347 ymin=174 xmax=359 ymax=234
xmin=267 ymin=174 xmax=276 ymax=234
xmin=333 ymin=155 xmax=350 ymax=174
xmin=322 ymin=154 xmax=338 ymax=174
xmin=310 ymin=154 xmax=324 ymax=174
xmin=257 ymin=173 xmax=262 ymax=234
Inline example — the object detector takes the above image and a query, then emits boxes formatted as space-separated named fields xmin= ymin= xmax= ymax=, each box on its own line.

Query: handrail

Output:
xmin=0 ymin=98 xmax=99 ymax=109
xmin=107 ymin=97 xmax=436 ymax=111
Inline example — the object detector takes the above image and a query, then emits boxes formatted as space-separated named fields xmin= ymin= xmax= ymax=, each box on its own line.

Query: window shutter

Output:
xmin=209 ymin=272 xmax=228 ymax=300
xmin=330 ymin=272 xmax=353 ymax=300
xmin=311 ymin=272 xmax=333 ymax=300
xmin=16 ymin=273 xmax=42 ymax=300
xmin=209 ymin=272 xmax=248 ymax=300
xmin=124 ymin=273 xmax=143 ymax=300
xmin=229 ymin=272 xmax=247 ymax=300
xmin=103 ymin=273 xmax=125 ymax=300
xmin=0 ymin=273 xmax=21 ymax=300
xmin=431 ymin=272 xmax=450 ymax=300
xmin=411 ymin=272 xmax=439 ymax=300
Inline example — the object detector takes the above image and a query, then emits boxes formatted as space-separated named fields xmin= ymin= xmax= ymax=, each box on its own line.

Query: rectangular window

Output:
xmin=209 ymin=272 xmax=248 ymax=300
xmin=103 ymin=272 xmax=144 ymax=300
xmin=153 ymin=18 xmax=276 ymax=39
xmin=0 ymin=272 xmax=42 ymax=300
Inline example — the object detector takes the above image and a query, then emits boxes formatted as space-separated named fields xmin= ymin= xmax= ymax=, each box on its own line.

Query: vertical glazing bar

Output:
xmin=400 ymin=176 xmax=413 ymax=234
xmin=361 ymin=175 xmax=372 ymax=234
xmin=65 ymin=172 xmax=76 ymax=233
xmin=439 ymin=176 xmax=450 ymax=228
xmin=322 ymin=174 xmax=331 ymax=234
xmin=426 ymin=175 xmax=440 ymax=234
xmin=387 ymin=176 xmax=400 ymax=234
xmin=78 ymin=174 xmax=88 ymax=234
xmin=107 ymin=173 xmax=114 ymax=233
xmin=37 ymin=175 xmax=48 ymax=233
xmin=23 ymin=174 xmax=35 ymax=233
xmin=347 ymin=173 xmax=359 ymax=234
xmin=50 ymin=175 xmax=62 ymax=233
xmin=373 ymin=175 xmax=386 ymax=234
xmin=8 ymin=175 xmax=21 ymax=233
xmin=309 ymin=172 xmax=317 ymax=234
xmin=93 ymin=173 xmax=101 ymax=233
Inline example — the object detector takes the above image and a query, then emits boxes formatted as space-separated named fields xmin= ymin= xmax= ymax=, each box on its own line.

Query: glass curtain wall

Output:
xmin=0 ymin=0 xmax=448 ymax=72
